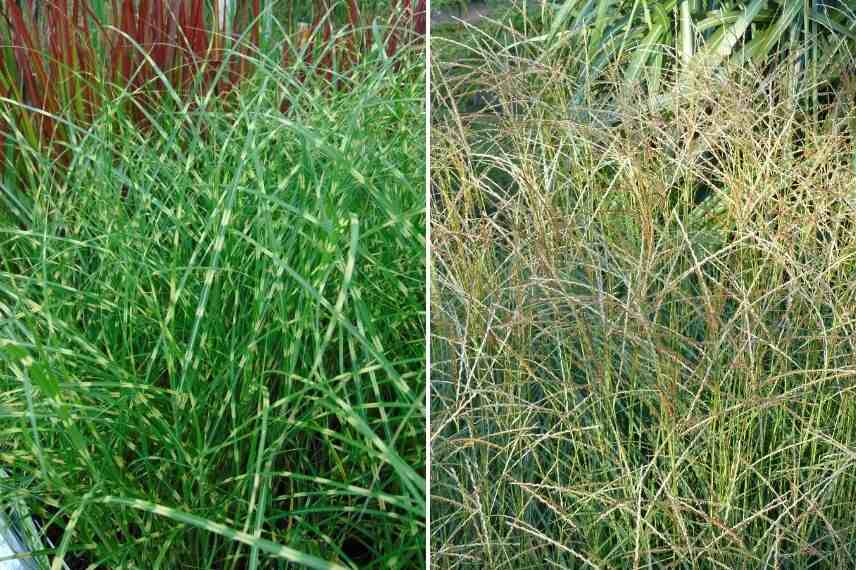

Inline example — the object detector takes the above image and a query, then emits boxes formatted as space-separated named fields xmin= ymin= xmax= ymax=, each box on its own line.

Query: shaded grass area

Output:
xmin=0 ymin=32 xmax=425 ymax=570
xmin=431 ymin=20 xmax=856 ymax=570
xmin=430 ymin=1 xmax=537 ymax=32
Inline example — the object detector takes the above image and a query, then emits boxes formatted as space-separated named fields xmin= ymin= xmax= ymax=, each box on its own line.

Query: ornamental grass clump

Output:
xmin=432 ymin=28 xmax=856 ymax=568
xmin=0 ymin=2 xmax=425 ymax=568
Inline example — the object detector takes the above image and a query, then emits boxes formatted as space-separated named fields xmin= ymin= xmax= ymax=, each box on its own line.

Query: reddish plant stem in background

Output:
xmin=1 ymin=0 xmax=424 ymax=165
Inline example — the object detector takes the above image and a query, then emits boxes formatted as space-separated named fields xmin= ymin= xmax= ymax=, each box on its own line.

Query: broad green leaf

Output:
xmin=737 ymin=0 xmax=803 ymax=63
xmin=696 ymin=9 xmax=744 ymax=33
xmin=544 ymin=0 xmax=586 ymax=56
xmin=625 ymin=4 xmax=672 ymax=86
xmin=697 ymin=0 xmax=768 ymax=67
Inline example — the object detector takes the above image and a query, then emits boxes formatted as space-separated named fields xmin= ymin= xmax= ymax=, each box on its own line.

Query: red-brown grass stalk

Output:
xmin=2 ymin=0 xmax=423 ymax=172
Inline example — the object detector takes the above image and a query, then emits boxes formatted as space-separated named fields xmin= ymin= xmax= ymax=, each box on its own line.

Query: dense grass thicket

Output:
xmin=0 ymin=3 xmax=425 ymax=569
xmin=431 ymin=13 xmax=856 ymax=569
